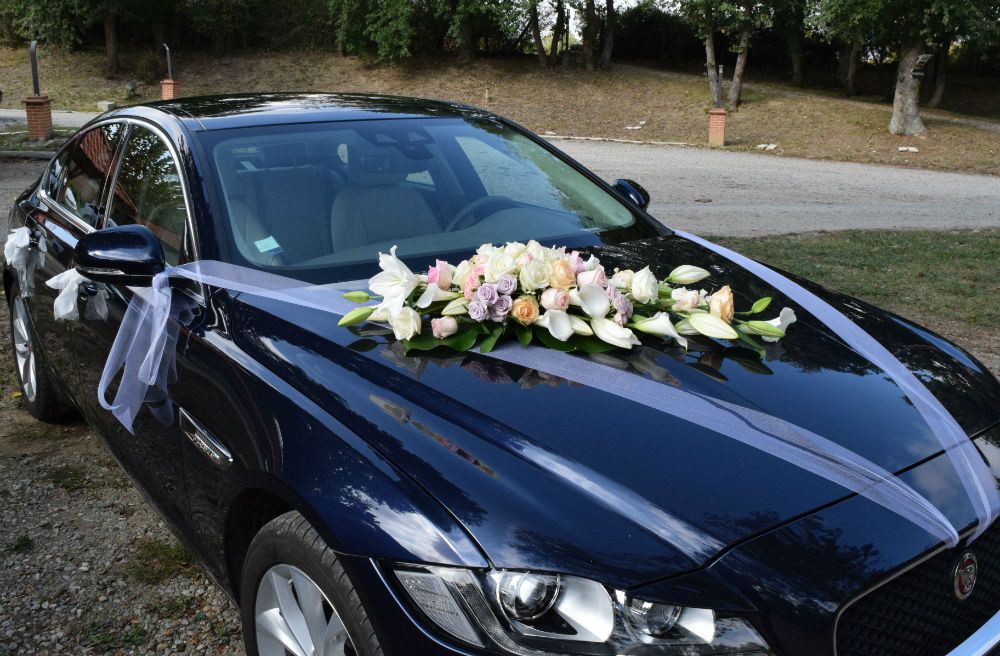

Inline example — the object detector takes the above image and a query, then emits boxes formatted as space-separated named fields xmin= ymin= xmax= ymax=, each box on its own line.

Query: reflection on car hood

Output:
xmin=230 ymin=235 xmax=1000 ymax=588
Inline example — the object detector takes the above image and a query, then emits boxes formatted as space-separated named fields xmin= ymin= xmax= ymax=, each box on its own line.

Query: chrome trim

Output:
xmin=179 ymin=408 xmax=233 ymax=469
xmin=75 ymin=266 xmax=127 ymax=277
xmin=946 ymin=609 xmax=1000 ymax=656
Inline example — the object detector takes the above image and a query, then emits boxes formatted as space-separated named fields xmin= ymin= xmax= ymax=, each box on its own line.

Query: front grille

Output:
xmin=836 ymin=522 xmax=1000 ymax=656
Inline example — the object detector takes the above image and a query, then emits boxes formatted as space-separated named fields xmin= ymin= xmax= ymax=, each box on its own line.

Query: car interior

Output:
xmin=209 ymin=119 xmax=636 ymax=269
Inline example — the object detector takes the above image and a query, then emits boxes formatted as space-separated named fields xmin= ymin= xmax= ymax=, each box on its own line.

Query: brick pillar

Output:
xmin=161 ymin=79 xmax=179 ymax=101
xmin=708 ymin=108 xmax=727 ymax=148
xmin=23 ymin=95 xmax=53 ymax=141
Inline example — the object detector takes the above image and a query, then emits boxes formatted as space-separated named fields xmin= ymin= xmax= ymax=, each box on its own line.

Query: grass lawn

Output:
xmin=716 ymin=229 xmax=1000 ymax=372
xmin=1 ymin=48 xmax=998 ymax=175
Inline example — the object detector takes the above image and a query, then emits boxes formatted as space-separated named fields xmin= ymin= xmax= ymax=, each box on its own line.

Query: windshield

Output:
xmin=200 ymin=117 xmax=660 ymax=282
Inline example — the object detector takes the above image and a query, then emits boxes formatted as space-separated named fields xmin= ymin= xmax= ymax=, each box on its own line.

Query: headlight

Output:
xmin=393 ymin=564 xmax=770 ymax=655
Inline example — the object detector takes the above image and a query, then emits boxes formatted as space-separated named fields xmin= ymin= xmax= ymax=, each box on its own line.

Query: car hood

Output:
xmin=228 ymin=235 xmax=1000 ymax=588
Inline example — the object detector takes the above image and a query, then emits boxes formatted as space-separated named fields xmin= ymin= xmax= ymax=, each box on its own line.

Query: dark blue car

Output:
xmin=4 ymin=94 xmax=1000 ymax=656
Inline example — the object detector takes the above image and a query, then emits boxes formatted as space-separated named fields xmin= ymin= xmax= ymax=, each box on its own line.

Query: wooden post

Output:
xmin=23 ymin=95 xmax=53 ymax=141
xmin=708 ymin=108 xmax=727 ymax=147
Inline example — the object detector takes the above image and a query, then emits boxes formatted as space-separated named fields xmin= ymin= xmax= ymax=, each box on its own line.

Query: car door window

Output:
xmin=107 ymin=126 xmax=188 ymax=266
xmin=57 ymin=123 xmax=125 ymax=227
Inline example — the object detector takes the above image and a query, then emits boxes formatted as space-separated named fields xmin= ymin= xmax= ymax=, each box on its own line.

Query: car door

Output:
xmin=67 ymin=122 xmax=197 ymax=532
xmin=25 ymin=123 xmax=126 ymax=404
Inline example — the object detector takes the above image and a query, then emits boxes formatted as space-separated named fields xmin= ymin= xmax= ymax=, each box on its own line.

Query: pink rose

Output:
xmin=577 ymin=266 xmax=607 ymax=288
xmin=427 ymin=260 xmax=452 ymax=288
xmin=462 ymin=272 xmax=481 ymax=299
xmin=540 ymin=287 xmax=570 ymax=311
xmin=431 ymin=316 xmax=459 ymax=339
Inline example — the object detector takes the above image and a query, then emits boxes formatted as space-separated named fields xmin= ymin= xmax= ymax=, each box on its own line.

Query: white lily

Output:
xmin=535 ymin=310 xmax=574 ymax=341
xmin=687 ymin=312 xmax=739 ymax=340
xmin=591 ymin=317 xmax=641 ymax=349
xmin=368 ymin=245 xmax=418 ymax=303
xmin=387 ymin=306 xmax=421 ymax=341
xmin=415 ymin=283 xmax=461 ymax=309
xmin=667 ymin=264 xmax=711 ymax=285
xmin=760 ymin=307 xmax=797 ymax=342
xmin=568 ymin=314 xmax=594 ymax=336
xmin=369 ymin=295 xmax=403 ymax=323
xmin=631 ymin=312 xmax=688 ymax=348
xmin=573 ymin=283 xmax=611 ymax=318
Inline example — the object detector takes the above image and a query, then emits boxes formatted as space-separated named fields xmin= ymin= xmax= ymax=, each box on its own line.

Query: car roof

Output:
xmin=111 ymin=92 xmax=494 ymax=131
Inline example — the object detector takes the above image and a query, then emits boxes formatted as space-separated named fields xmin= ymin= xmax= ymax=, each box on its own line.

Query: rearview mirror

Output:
xmin=74 ymin=225 xmax=165 ymax=287
xmin=612 ymin=179 xmax=650 ymax=211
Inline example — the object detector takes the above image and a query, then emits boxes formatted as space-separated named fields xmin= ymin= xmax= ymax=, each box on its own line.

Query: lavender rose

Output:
xmin=468 ymin=299 xmax=489 ymax=322
xmin=496 ymin=273 xmax=517 ymax=296
xmin=607 ymin=284 xmax=634 ymax=326
xmin=476 ymin=282 xmax=499 ymax=306
xmin=489 ymin=294 xmax=513 ymax=322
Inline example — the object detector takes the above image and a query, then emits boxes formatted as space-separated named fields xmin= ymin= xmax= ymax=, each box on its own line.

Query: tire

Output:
xmin=241 ymin=511 xmax=384 ymax=656
xmin=7 ymin=281 xmax=70 ymax=422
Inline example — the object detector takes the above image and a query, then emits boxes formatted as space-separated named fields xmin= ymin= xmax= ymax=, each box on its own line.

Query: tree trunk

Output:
xmin=727 ymin=28 xmax=750 ymax=110
xmin=889 ymin=42 xmax=927 ymax=136
xmin=597 ymin=0 xmax=616 ymax=69
xmin=705 ymin=32 xmax=720 ymax=106
xmin=528 ymin=1 xmax=547 ymax=68
xmin=456 ymin=18 xmax=475 ymax=62
xmin=582 ymin=0 xmax=597 ymax=71
xmin=104 ymin=10 xmax=119 ymax=78
xmin=927 ymin=41 xmax=949 ymax=108
xmin=781 ymin=0 xmax=805 ymax=86
xmin=548 ymin=0 xmax=565 ymax=66
xmin=845 ymin=43 xmax=860 ymax=96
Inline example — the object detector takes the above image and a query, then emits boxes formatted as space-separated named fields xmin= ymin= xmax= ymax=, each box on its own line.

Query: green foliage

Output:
xmin=0 ymin=0 xmax=97 ymax=47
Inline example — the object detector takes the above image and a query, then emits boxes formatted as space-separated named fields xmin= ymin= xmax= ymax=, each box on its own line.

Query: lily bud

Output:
xmin=342 ymin=290 xmax=372 ymax=304
xmin=667 ymin=265 xmax=710 ymax=285
xmin=338 ymin=306 xmax=375 ymax=327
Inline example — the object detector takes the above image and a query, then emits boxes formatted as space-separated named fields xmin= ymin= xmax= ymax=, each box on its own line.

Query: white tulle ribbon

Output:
xmin=45 ymin=269 xmax=108 ymax=321
xmin=676 ymin=229 xmax=1000 ymax=541
xmin=4 ymin=227 xmax=46 ymax=297
xmin=92 ymin=257 xmax=994 ymax=548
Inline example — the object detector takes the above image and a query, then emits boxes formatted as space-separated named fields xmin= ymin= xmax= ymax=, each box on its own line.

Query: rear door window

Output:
xmin=106 ymin=125 xmax=188 ymax=266
xmin=57 ymin=123 xmax=125 ymax=227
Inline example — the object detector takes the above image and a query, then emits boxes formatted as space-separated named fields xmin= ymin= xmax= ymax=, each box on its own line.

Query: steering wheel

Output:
xmin=445 ymin=196 xmax=518 ymax=232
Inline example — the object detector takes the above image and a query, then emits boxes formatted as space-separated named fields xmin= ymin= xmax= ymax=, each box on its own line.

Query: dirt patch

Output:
xmin=1 ymin=49 xmax=997 ymax=175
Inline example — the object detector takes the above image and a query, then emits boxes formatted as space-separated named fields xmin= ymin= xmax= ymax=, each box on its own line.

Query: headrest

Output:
xmin=346 ymin=144 xmax=418 ymax=186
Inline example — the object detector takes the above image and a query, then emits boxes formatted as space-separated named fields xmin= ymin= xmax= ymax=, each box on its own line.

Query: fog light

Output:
xmin=497 ymin=571 xmax=562 ymax=621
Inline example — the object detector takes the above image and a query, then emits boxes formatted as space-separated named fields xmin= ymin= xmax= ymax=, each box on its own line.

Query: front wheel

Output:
xmin=240 ymin=511 xmax=383 ymax=656
xmin=8 ymin=286 xmax=70 ymax=421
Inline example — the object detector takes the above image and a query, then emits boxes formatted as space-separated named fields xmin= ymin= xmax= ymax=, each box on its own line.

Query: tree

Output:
xmin=774 ymin=0 xmax=808 ymax=86
xmin=597 ymin=0 xmax=617 ymax=68
xmin=727 ymin=0 xmax=770 ymax=109
xmin=677 ymin=0 xmax=726 ymax=104
xmin=527 ymin=0 xmax=549 ymax=67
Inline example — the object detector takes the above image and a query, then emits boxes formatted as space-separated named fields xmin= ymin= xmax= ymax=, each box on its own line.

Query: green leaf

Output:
xmin=568 ymin=335 xmax=616 ymax=353
xmin=479 ymin=324 xmax=506 ymax=354
xmin=514 ymin=323 xmax=532 ymax=346
xmin=750 ymin=297 xmax=772 ymax=314
xmin=533 ymin=325 xmax=576 ymax=351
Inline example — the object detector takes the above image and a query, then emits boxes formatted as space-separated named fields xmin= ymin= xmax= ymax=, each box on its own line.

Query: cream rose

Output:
xmin=609 ymin=269 xmax=634 ymax=289
xmin=630 ymin=266 xmax=659 ymax=304
xmin=709 ymin=285 xmax=735 ymax=324
xmin=671 ymin=287 xmax=702 ymax=312
xmin=484 ymin=252 xmax=516 ymax=282
xmin=519 ymin=259 xmax=549 ymax=291
xmin=510 ymin=295 xmax=540 ymax=325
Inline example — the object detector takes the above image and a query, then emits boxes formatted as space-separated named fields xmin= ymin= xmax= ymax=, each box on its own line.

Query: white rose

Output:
xmin=671 ymin=287 xmax=702 ymax=312
xmin=610 ymin=269 xmax=634 ymax=289
xmin=388 ymin=306 xmax=421 ymax=341
xmin=452 ymin=259 xmax=472 ymax=287
xmin=484 ymin=252 xmax=516 ymax=282
xmin=630 ymin=266 xmax=659 ymax=304
xmin=519 ymin=258 xmax=549 ymax=291
xmin=504 ymin=241 xmax=527 ymax=260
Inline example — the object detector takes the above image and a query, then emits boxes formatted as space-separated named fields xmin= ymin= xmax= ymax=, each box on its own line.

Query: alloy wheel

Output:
xmin=11 ymin=295 xmax=37 ymax=403
xmin=254 ymin=564 xmax=357 ymax=656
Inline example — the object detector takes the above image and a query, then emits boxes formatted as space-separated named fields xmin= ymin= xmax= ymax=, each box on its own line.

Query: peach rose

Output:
xmin=510 ymin=295 xmax=540 ymax=325
xmin=548 ymin=259 xmax=576 ymax=289
xmin=709 ymin=285 xmax=735 ymax=324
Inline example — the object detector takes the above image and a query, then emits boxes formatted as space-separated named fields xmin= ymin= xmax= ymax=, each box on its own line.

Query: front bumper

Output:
xmin=947 ymin=610 xmax=1000 ymax=656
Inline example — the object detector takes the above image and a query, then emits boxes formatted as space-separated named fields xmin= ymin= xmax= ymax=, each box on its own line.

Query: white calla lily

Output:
xmin=631 ymin=312 xmax=687 ymax=348
xmin=762 ymin=307 xmax=797 ymax=342
xmin=415 ymin=283 xmax=461 ymax=308
xmin=576 ymin=283 xmax=611 ymax=318
xmin=687 ymin=312 xmax=739 ymax=339
xmin=590 ymin=317 xmax=641 ymax=349
xmin=667 ymin=264 xmax=711 ymax=285
xmin=368 ymin=245 xmax=419 ymax=302
xmin=535 ymin=310 xmax=574 ymax=341
xmin=568 ymin=314 xmax=594 ymax=336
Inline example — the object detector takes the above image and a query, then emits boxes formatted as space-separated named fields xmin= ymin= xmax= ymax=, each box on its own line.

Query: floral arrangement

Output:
xmin=339 ymin=241 xmax=796 ymax=354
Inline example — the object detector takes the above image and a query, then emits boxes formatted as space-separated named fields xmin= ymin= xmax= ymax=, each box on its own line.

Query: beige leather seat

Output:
xmin=330 ymin=145 xmax=441 ymax=252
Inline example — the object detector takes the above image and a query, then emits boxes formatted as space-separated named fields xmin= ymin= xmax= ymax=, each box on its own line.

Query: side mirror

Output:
xmin=74 ymin=224 xmax=165 ymax=287
xmin=613 ymin=179 xmax=650 ymax=211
